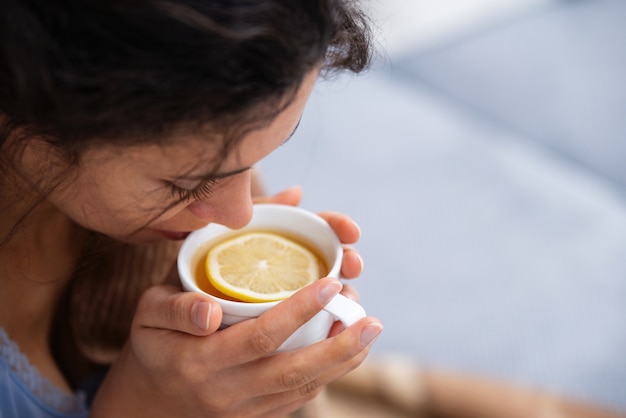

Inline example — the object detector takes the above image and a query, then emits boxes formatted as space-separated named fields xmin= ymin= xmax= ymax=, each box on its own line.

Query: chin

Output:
xmin=128 ymin=229 xmax=191 ymax=243
xmin=96 ymin=230 xmax=175 ymax=245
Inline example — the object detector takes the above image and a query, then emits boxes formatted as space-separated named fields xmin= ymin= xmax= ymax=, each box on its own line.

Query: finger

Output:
xmin=245 ymin=317 xmax=382 ymax=398
xmin=290 ymin=318 xmax=381 ymax=389
xmin=255 ymin=387 xmax=324 ymax=418
xmin=340 ymin=247 xmax=363 ymax=279
xmin=328 ymin=320 xmax=346 ymax=338
xmin=259 ymin=396 xmax=315 ymax=418
xmin=253 ymin=186 xmax=303 ymax=206
xmin=339 ymin=284 xmax=360 ymax=303
xmin=134 ymin=285 xmax=222 ymax=336
xmin=209 ymin=316 xmax=381 ymax=415
xmin=327 ymin=284 xmax=360 ymax=337
xmin=317 ymin=211 xmax=360 ymax=244
xmin=208 ymin=277 xmax=343 ymax=365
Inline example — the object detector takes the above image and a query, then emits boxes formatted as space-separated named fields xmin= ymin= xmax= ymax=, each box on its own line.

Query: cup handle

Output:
xmin=323 ymin=294 xmax=366 ymax=327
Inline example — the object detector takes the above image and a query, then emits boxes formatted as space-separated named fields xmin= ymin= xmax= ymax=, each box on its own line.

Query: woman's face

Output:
xmin=39 ymin=71 xmax=318 ymax=243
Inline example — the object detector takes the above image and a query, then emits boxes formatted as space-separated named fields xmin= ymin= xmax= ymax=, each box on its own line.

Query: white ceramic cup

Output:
xmin=177 ymin=204 xmax=366 ymax=351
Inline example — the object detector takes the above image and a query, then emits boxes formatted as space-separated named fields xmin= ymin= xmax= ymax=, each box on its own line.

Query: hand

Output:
xmin=90 ymin=278 xmax=382 ymax=418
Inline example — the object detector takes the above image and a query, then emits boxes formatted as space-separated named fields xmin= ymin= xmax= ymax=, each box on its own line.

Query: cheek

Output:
xmin=185 ymin=199 xmax=212 ymax=219
xmin=48 ymin=179 xmax=167 ymax=235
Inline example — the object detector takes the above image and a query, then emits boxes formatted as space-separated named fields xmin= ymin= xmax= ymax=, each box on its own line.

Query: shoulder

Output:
xmin=0 ymin=328 xmax=89 ymax=418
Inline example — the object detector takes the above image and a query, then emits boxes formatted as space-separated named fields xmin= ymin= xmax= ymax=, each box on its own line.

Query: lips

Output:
xmin=155 ymin=230 xmax=191 ymax=241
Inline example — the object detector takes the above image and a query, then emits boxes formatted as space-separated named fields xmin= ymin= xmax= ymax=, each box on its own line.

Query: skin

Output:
xmin=0 ymin=70 xmax=382 ymax=417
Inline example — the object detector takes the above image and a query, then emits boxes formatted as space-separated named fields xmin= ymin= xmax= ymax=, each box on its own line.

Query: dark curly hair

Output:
xmin=0 ymin=0 xmax=371 ymax=150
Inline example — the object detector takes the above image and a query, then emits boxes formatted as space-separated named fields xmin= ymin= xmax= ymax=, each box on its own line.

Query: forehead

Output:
xmin=77 ymin=132 xmax=218 ymax=174
xmin=78 ymin=119 xmax=279 ymax=179
xmin=78 ymin=69 xmax=318 ymax=175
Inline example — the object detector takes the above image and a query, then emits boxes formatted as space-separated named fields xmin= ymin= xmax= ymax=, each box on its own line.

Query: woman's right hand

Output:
xmin=90 ymin=277 xmax=383 ymax=418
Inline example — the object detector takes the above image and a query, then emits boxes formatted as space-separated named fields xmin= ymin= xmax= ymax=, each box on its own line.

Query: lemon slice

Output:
xmin=205 ymin=232 xmax=320 ymax=302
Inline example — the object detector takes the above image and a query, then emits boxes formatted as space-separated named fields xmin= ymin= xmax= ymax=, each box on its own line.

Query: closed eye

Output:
xmin=168 ymin=178 xmax=219 ymax=203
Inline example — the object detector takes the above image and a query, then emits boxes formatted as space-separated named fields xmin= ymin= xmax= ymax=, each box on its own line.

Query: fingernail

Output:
xmin=360 ymin=323 xmax=383 ymax=348
xmin=192 ymin=302 xmax=211 ymax=330
xmin=318 ymin=280 xmax=342 ymax=305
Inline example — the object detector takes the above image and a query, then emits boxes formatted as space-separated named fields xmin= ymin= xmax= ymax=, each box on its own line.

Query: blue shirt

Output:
xmin=0 ymin=328 xmax=88 ymax=418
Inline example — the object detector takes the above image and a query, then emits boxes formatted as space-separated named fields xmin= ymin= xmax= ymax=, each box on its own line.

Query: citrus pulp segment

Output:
xmin=205 ymin=232 xmax=320 ymax=302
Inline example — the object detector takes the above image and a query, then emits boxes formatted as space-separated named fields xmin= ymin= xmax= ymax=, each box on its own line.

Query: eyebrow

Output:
xmin=174 ymin=166 xmax=251 ymax=182
xmin=175 ymin=118 xmax=302 ymax=182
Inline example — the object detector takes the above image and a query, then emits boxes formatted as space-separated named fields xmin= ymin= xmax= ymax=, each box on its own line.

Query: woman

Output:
xmin=0 ymin=1 xmax=383 ymax=417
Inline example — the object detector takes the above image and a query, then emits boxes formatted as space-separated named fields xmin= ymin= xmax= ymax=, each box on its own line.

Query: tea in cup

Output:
xmin=177 ymin=204 xmax=366 ymax=351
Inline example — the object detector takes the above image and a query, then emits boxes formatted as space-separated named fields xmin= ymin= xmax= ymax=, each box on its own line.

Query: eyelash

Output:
xmin=168 ymin=179 xmax=219 ymax=203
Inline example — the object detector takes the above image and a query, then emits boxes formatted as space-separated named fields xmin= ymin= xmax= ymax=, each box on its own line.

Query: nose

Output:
xmin=185 ymin=171 xmax=254 ymax=230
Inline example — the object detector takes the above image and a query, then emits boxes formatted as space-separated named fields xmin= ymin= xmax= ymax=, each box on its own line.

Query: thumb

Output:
xmin=252 ymin=185 xmax=302 ymax=206
xmin=134 ymin=285 xmax=223 ymax=336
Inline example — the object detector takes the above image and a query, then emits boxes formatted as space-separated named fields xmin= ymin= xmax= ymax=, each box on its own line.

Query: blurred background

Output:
xmin=258 ymin=0 xmax=626 ymax=412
